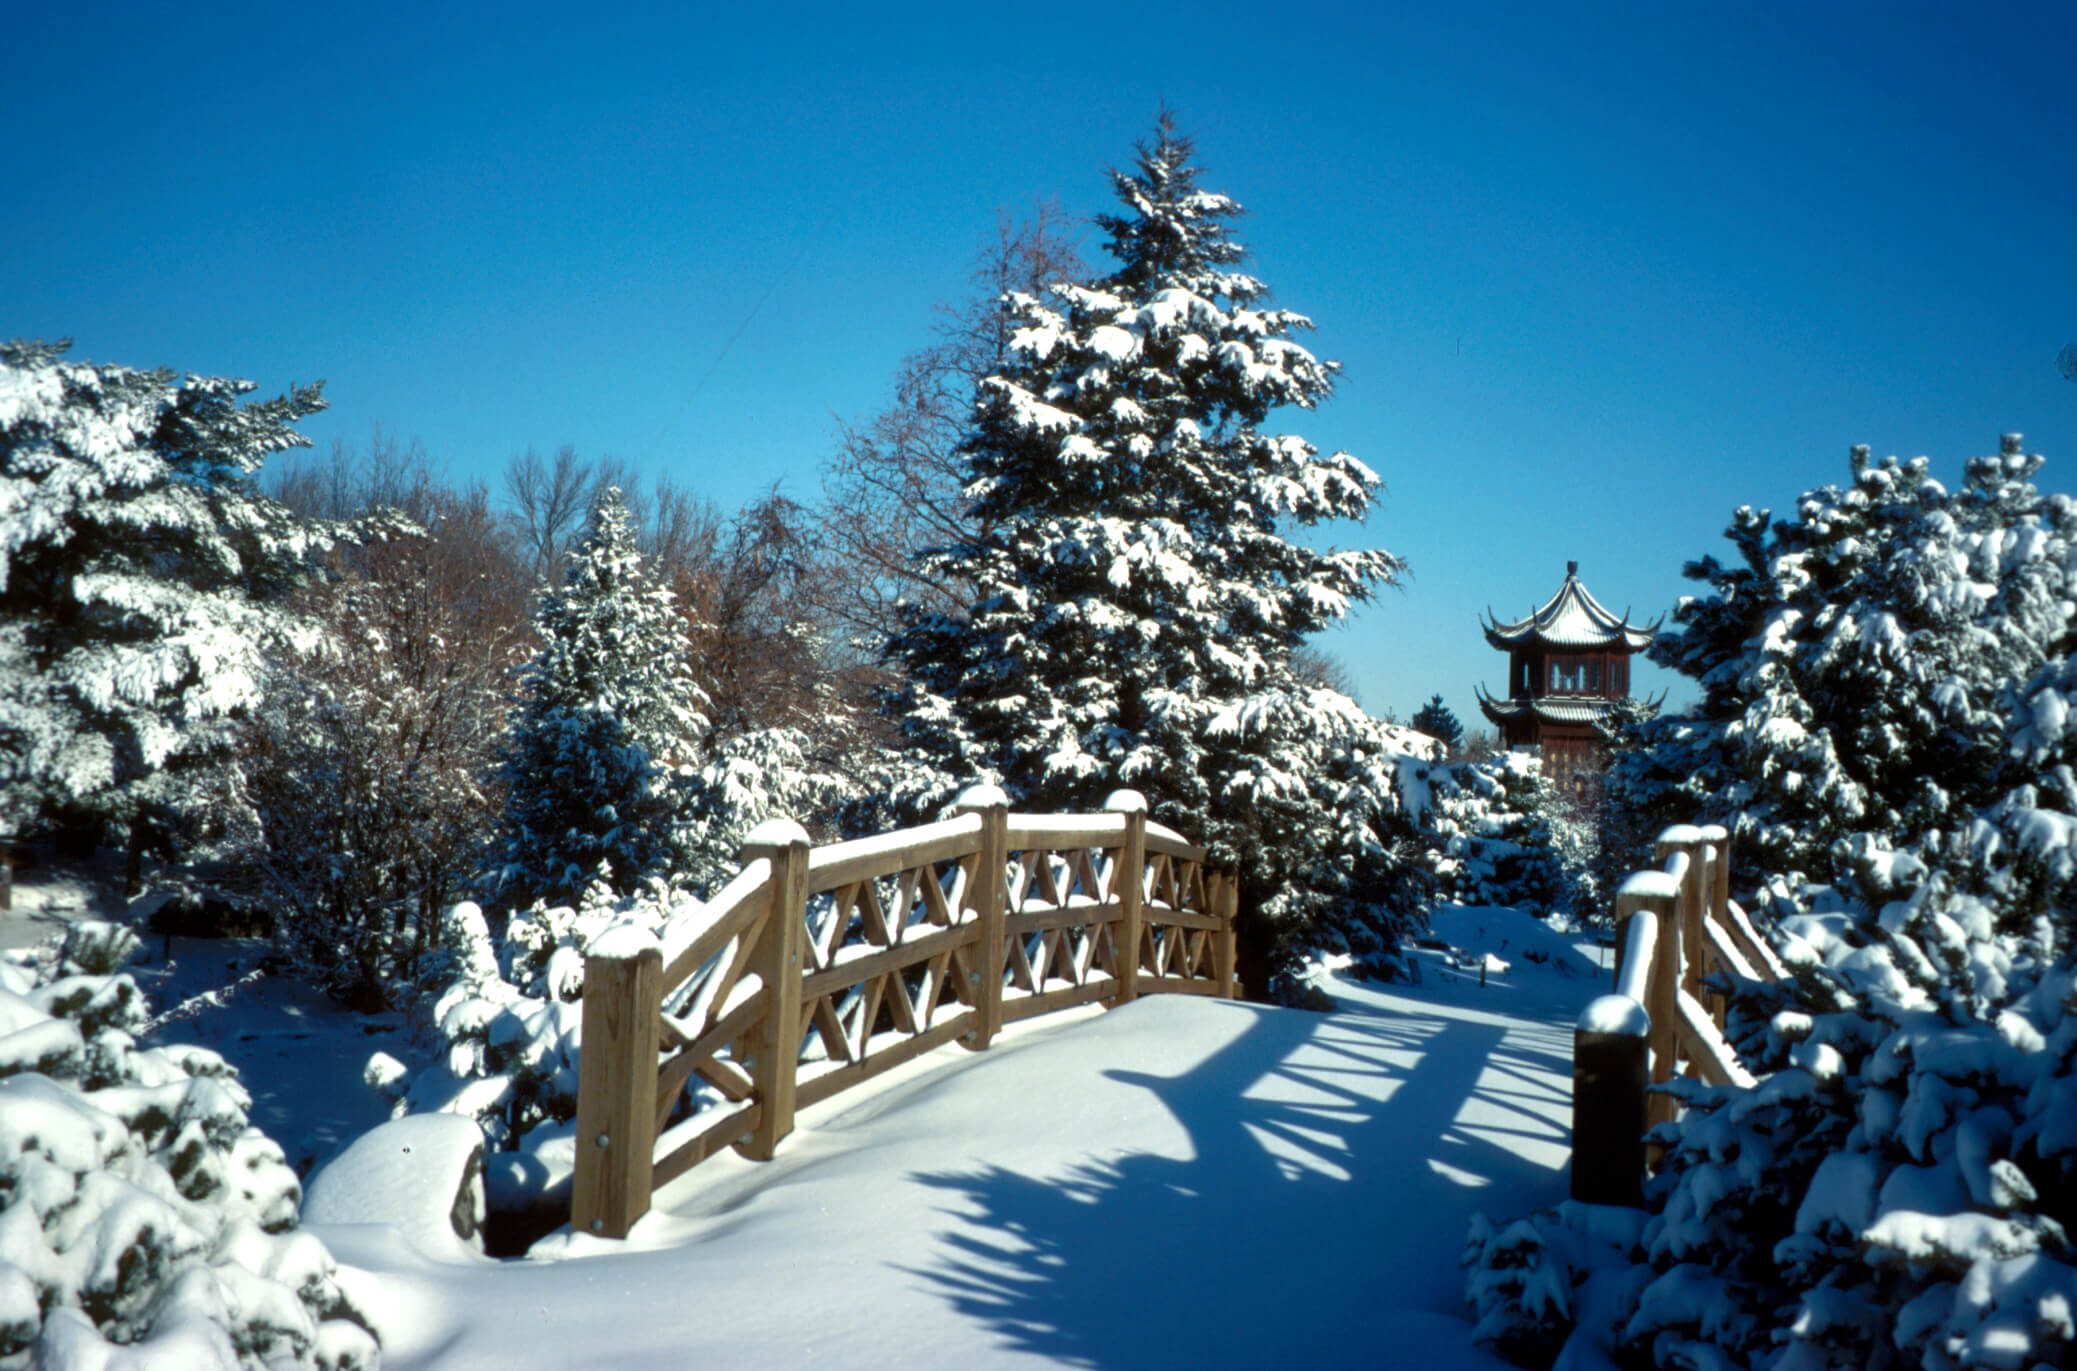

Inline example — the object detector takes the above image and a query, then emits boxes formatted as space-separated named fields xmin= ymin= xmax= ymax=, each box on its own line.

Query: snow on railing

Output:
xmin=570 ymin=787 xmax=1239 ymax=1239
xmin=1570 ymin=823 xmax=1783 ymax=1208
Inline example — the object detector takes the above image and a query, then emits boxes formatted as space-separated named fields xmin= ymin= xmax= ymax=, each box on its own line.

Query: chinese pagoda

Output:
xmin=1475 ymin=561 xmax=1657 ymax=771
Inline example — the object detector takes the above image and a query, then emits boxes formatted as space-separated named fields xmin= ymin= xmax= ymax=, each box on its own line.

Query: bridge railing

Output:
xmin=1571 ymin=823 xmax=1790 ymax=1207
xmin=571 ymin=786 xmax=1239 ymax=1238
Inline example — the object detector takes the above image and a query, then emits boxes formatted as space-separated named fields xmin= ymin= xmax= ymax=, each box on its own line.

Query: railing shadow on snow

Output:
xmin=896 ymin=987 xmax=1578 ymax=1368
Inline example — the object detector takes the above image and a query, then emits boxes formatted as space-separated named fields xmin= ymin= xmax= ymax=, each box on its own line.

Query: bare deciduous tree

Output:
xmin=816 ymin=201 xmax=1088 ymax=647
xmin=503 ymin=444 xmax=642 ymax=579
xmin=249 ymin=437 xmax=532 ymax=1004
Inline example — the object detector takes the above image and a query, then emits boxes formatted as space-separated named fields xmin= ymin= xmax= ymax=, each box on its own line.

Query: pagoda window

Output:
xmin=1548 ymin=655 xmax=1601 ymax=695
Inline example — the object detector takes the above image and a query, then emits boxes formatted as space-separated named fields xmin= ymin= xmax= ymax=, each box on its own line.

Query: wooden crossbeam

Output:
xmin=858 ymin=879 xmax=892 ymax=948
xmin=919 ymin=863 xmax=954 ymax=926
xmin=892 ymin=865 xmax=922 ymax=941
xmin=1034 ymin=850 xmax=1063 ymax=908
xmin=822 ymin=882 xmax=861 ymax=970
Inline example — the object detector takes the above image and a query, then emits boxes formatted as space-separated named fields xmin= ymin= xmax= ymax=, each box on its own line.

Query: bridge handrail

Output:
xmin=570 ymin=786 xmax=1238 ymax=1238
xmin=1571 ymin=822 xmax=1782 ymax=1207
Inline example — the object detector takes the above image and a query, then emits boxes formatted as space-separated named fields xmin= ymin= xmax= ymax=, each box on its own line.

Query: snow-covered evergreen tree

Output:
xmin=487 ymin=486 xmax=709 ymax=910
xmin=0 ymin=341 xmax=338 ymax=867
xmin=1410 ymin=694 xmax=1464 ymax=752
xmin=1612 ymin=436 xmax=2077 ymax=895
xmin=884 ymin=116 xmax=1406 ymax=993
xmin=1469 ymin=879 xmax=2077 ymax=1371
xmin=0 ymin=922 xmax=377 ymax=1369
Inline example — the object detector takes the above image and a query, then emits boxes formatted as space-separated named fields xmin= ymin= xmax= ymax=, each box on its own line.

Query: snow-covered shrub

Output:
xmin=1462 ymin=1202 xmax=1647 ymax=1370
xmin=1470 ymin=885 xmax=2075 ymax=1370
xmin=382 ymin=879 xmax=749 ymax=1232
xmin=385 ymin=878 xmax=714 ymax=1152
xmin=1631 ymin=887 xmax=2071 ymax=1371
xmin=0 ymin=922 xmax=376 ymax=1369
xmin=1422 ymin=751 xmax=1567 ymax=915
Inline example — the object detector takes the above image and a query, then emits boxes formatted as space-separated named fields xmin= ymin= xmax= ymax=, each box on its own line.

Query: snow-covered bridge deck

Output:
xmin=319 ymin=912 xmax=1593 ymax=1370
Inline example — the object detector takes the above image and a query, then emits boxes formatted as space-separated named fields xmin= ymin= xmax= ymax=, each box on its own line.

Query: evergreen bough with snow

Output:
xmin=1467 ymin=884 xmax=2076 ymax=1371
xmin=1609 ymin=435 xmax=2077 ymax=894
xmin=884 ymin=116 xmax=1408 ymax=994
xmin=0 ymin=340 xmax=338 ymax=861
xmin=488 ymin=486 xmax=710 ymax=911
xmin=0 ymin=922 xmax=376 ymax=1370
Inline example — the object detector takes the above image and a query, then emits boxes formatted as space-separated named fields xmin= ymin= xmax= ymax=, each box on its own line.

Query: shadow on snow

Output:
xmin=899 ymin=994 xmax=1573 ymax=1367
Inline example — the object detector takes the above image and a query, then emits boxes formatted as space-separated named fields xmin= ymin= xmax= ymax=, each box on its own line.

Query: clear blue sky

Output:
xmin=7 ymin=2 xmax=2073 ymax=729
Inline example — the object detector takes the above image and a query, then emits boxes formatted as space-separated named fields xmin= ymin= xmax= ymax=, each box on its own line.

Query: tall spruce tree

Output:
xmin=886 ymin=117 xmax=1405 ymax=992
xmin=488 ymin=486 xmax=709 ymax=909
xmin=0 ymin=340 xmax=337 ymax=866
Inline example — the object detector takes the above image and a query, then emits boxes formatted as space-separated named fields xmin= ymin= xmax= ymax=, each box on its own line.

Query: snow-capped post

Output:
xmin=952 ymin=785 xmax=1010 ymax=1049
xmin=1614 ymin=868 xmax=1682 ymax=1137
xmin=740 ymin=819 xmax=810 ymax=1162
xmin=1104 ymin=790 xmax=1149 ymax=1004
xmin=1572 ymin=994 xmax=1650 ymax=1207
xmin=1655 ymin=825 xmax=1708 ymax=1079
xmin=571 ymin=928 xmax=664 ymax=1239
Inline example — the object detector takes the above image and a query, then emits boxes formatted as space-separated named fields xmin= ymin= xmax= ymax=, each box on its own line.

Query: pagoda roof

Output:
xmin=1474 ymin=687 xmax=1623 ymax=727
xmin=1483 ymin=562 xmax=1657 ymax=652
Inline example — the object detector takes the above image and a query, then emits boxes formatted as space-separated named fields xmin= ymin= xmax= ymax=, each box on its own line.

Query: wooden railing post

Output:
xmin=571 ymin=942 xmax=663 ymax=1238
xmin=1656 ymin=826 xmax=1708 ymax=1079
xmin=954 ymin=785 xmax=1009 ymax=1049
xmin=1572 ymin=995 xmax=1649 ymax=1207
xmin=1214 ymin=873 xmax=1239 ymax=999
xmin=740 ymin=820 xmax=809 ymax=1162
xmin=1615 ymin=876 xmax=1681 ymax=1136
xmin=1104 ymin=790 xmax=1147 ymax=1004
xmin=1699 ymin=823 xmax=1731 ymax=1029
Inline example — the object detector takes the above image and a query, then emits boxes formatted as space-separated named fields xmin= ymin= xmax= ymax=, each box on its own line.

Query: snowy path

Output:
xmin=320 ymin=918 xmax=1592 ymax=1370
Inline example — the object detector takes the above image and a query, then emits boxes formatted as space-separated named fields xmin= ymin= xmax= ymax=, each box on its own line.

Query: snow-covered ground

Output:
xmin=2 ymin=874 xmax=1598 ymax=1369
xmin=4 ymin=856 xmax=411 ymax=1174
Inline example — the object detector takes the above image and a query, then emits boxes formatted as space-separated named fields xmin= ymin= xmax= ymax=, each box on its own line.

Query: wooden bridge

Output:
xmin=570 ymin=786 xmax=1238 ymax=1238
xmin=1571 ymin=823 xmax=1791 ymax=1206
